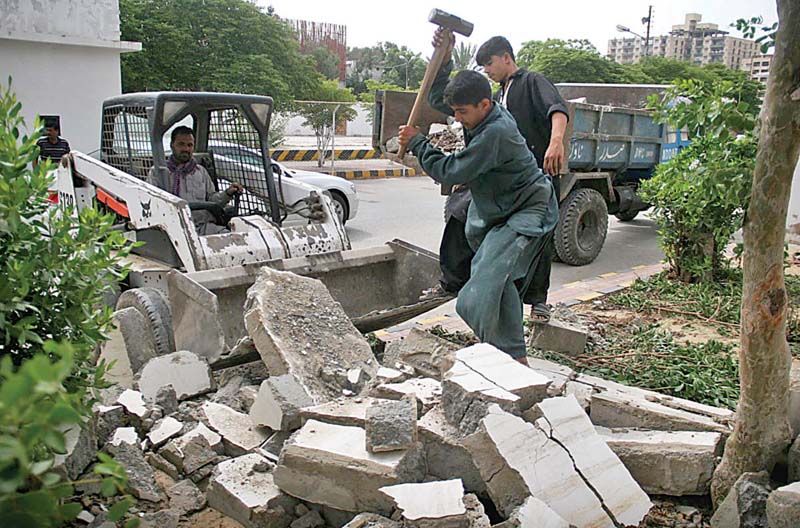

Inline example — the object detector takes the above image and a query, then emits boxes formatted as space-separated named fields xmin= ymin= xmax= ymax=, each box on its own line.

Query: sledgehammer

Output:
xmin=396 ymin=8 xmax=474 ymax=160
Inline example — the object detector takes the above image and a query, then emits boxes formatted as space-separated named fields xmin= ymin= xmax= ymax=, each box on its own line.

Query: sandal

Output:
xmin=529 ymin=303 xmax=551 ymax=323
xmin=419 ymin=284 xmax=456 ymax=302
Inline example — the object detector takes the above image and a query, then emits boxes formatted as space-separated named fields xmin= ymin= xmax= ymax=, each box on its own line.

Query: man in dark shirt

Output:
xmin=34 ymin=117 xmax=70 ymax=168
xmin=427 ymin=31 xmax=568 ymax=324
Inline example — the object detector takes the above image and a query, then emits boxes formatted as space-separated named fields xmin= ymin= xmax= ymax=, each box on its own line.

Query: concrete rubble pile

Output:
xmin=69 ymin=266 xmax=800 ymax=528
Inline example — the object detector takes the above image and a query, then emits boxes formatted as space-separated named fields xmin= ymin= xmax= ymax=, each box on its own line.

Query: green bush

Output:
xmin=0 ymin=81 xmax=135 ymax=526
xmin=642 ymin=79 xmax=757 ymax=282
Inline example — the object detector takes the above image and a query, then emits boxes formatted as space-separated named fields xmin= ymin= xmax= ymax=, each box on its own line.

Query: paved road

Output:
xmin=345 ymin=177 xmax=664 ymax=288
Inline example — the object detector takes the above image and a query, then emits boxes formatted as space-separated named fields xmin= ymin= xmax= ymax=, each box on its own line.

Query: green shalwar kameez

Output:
xmin=407 ymin=103 xmax=558 ymax=358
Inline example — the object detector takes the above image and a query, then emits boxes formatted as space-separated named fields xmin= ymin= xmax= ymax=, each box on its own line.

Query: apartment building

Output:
xmin=741 ymin=54 xmax=773 ymax=84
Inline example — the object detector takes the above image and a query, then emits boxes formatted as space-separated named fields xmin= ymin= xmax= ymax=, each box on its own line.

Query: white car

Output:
xmin=208 ymin=141 xmax=358 ymax=224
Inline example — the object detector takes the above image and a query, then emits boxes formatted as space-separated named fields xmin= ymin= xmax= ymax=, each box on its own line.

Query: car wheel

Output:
xmin=330 ymin=192 xmax=349 ymax=225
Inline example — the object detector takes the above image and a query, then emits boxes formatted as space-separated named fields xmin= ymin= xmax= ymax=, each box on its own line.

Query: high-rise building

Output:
xmin=607 ymin=13 xmax=759 ymax=70
xmin=741 ymin=54 xmax=773 ymax=84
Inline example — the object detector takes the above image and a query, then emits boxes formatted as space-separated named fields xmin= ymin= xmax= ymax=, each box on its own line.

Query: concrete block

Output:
xmin=146 ymin=452 xmax=180 ymax=480
xmin=207 ymin=453 xmax=295 ymax=528
xmin=244 ymin=268 xmax=377 ymax=401
xmin=596 ymin=427 xmax=722 ymax=496
xmin=564 ymin=381 xmax=593 ymax=410
xmin=167 ymin=479 xmax=206 ymax=515
xmin=176 ymin=422 xmax=223 ymax=452
xmin=379 ymin=480 xmax=468 ymax=528
xmin=590 ymin=390 xmax=733 ymax=434
xmin=366 ymin=396 xmax=417 ymax=453
xmin=711 ymin=471 xmax=770 ymax=528
xmin=417 ymin=406 xmax=485 ymax=495
xmin=790 ymin=359 xmax=800 ymax=437
xmin=109 ymin=427 xmax=140 ymax=447
xmin=528 ymin=319 xmax=588 ymax=356
xmin=377 ymin=367 xmax=406 ymax=383
xmin=117 ymin=389 xmax=148 ymax=419
xmin=766 ymin=481 xmax=800 ymax=528
xmin=107 ymin=441 xmax=164 ymax=502
xmin=138 ymin=350 xmax=214 ymax=402
xmin=98 ymin=307 xmax=158 ymax=388
xmin=95 ymin=404 xmax=127 ymax=445
xmin=525 ymin=357 xmax=575 ymax=396
xmin=273 ymin=419 xmax=425 ymax=513
xmin=250 ymin=375 xmax=314 ymax=431
xmin=496 ymin=496 xmax=571 ymax=528
xmin=160 ymin=433 xmax=220 ymax=475
xmin=202 ymin=401 xmax=268 ymax=456
xmin=300 ymin=397 xmax=374 ymax=427
xmin=382 ymin=328 xmax=460 ymax=378
xmin=147 ymin=417 xmax=183 ymax=447
xmin=372 ymin=378 xmax=442 ymax=413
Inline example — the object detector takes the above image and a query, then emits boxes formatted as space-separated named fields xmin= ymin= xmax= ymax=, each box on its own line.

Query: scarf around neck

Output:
xmin=167 ymin=156 xmax=198 ymax=196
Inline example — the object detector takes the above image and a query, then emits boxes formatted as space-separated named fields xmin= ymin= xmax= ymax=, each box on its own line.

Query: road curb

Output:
xmin=373 ymin=261 xmax=667 ymax=343
xmin=272 ymin=148 xmax=382 ymax=162
xmin=336 ymin=168 xmax=418 ymax=180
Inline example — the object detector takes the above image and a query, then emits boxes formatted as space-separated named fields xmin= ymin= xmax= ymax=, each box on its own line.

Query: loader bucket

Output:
xmin=167 ymin=240 xmax=448 ymax=365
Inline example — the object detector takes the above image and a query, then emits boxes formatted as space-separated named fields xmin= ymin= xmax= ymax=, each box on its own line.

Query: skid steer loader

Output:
xmin=53 ymin=92 xmax=448 ymax=365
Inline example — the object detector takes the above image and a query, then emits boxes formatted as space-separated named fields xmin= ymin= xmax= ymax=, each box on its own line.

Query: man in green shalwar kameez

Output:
xmin=398 ymin=69 xmax=558 ymax=363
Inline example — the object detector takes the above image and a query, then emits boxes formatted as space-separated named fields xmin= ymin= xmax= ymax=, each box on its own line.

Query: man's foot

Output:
xmin=529 ymin=303 xmax=551 ymax=324
xmin=515 ymin=356 xmax=530 ymax=366
xmin=419 ymin=284 xmax=456 ymax=302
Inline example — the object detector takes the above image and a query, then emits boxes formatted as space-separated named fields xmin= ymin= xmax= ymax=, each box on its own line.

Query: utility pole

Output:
xmin=642 ymin=5 xmax=653 ymax=57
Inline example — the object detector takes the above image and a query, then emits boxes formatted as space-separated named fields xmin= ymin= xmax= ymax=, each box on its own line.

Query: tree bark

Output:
xmin=711 ymin=0 xmax=800 ymax=507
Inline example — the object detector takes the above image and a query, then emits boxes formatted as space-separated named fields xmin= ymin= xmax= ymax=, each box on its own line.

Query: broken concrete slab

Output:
xmin=590 ymin=390 xmax=733 ymax=434
xmin=596 ymin=427 xmax=722 ymax=496
xmin=379 ymin=480 xmax=467 ymax=528
xmin=790 ymin=359 xmax=800 ymax=437
xmin=564 ymin=381 xmax=594 ymax=410
xmin=464 ymin=400 xmax=651 ymax=527
xmin=207 ymin=453 xmax=295 ymax=528
xmin=250 ymin=375 xmax=315 ymax=431
xmin=372 ymin=378 xmax=442 ymax=414
xmin=109 ymin=427 xmax=140 ymax=447
xmin=300 ymin=397 xmax=374 ymax=428
xmin=98 ymin=307 xmax=158 ymax=388
xmin=53 ymin=419 xmax=97 ymax=481
xmin=366 ymin=396 xmax=417 ymax=453
xmin=342 ymin=513 xmax=402 ymax=528
xmin=710 ymin=471 xmax=771 ymax=528
xmin=160 ymin=434 xmax=219 ymax=475
xmin=417 ymin=406 xmax=485 ymax=495
xmin=202 ymin=401 xmax=269 ymax=456
xmin=443 ymin=361 xmax=519 ymax=436
xmin=146 ymin=452 xmax=181 ymax=481
xmin=117 ymin=389 xmax=149 ymax=419
xmin=273 ymin=419 xmax=425 ymax=513
xmin=244 ymin=268 xmax=377 ymax=401
xmin=382 ymin=328 xmax=460 ymax=379
xmin=528 ymin=319 xmax=588 ymax=356
xmin=95 ymin=404 xmax=127 ymax=445
xmin=494 ymin=496 xmax=571 ymax=528
xmin=376 ymin=367 xmax=406 ymax=383
xmin=138 ymin=350 xmax=214 ymax=402
xmin=524 ymin=357 xmax=575 ymax=396
xmin=167 ymin=478 xmax=207 ymax=515
xmin=175 ymin=422 xmax=223 ymax=453
xmin=147 ymin=417 xmax=184 ymax=447
xmin=107 ymin=441 xmax=164 ymax=502
xmin=766 ymin=481 xmax=800 ymax=528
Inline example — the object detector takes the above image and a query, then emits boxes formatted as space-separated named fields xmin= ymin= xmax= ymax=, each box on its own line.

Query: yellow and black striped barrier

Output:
xmin=334 ymin=168 xmax=418 ymax=180
xmin=272 ymin=148 xmax=382 ymax=162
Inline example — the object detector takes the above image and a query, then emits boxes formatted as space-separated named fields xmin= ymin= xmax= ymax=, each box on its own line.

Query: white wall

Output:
xmin=0 ymin=0 xmax=120 ymax=40
xmin=1 ymin=40 xmax=123 ymax=153
xmin=280 ymin=104 xmax=374 ymax=137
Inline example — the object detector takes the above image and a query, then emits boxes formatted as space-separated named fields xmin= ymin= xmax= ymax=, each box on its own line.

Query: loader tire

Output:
xmin=555 ymin=188 xmax=608 ymax=266
xmin=116 ymin=287 xmax=175 ymax=356
xmin=615 ymin=210 xmax=640 ymax=222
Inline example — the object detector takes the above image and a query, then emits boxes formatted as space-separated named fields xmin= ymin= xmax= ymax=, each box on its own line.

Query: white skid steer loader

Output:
xmin=53 ymin=92 xmax=449 ymax=366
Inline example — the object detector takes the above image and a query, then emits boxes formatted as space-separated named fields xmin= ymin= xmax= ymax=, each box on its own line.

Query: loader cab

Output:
xmin=100 ymin=92 xmax=282 ymax=225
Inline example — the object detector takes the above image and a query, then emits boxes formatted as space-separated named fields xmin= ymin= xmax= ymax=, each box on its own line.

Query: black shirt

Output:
xmin=36 ymin=137 xmax=71 ymax=164
xmin=496 ymin=68 xmax=568 ymax=167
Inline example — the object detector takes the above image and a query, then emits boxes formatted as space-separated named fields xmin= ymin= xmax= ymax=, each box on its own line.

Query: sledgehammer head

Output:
xmin=429 ymin=8 xmax=474 ymax=37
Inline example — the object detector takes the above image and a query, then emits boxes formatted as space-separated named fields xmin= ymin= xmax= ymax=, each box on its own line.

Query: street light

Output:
xmin=383 ymin=59 xmax=411 ymax=89
xmin=616 ymin=24 xmax=648 ymax=58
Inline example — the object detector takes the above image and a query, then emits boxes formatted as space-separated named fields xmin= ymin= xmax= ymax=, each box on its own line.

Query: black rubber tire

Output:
xmin=615 ymin=210 xmax=640 ymax=222
xmin=116 ymin=287 xmax=175 ymax=356
xmin=555 ymin=188 xmax=609 ymax=266
xmin=329 ymin=192 xmax=349 ymax=225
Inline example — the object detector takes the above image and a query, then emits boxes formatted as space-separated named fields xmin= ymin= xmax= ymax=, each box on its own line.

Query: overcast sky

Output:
xmin=258 ymin=0 xmax=778 ymax=57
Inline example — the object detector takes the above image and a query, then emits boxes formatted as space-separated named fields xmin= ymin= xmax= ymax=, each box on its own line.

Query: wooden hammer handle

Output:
xmin=397 ymin=43 xmax=450 ymax=160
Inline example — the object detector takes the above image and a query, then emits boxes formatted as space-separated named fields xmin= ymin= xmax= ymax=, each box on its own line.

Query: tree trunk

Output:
xmin=711 ymin=0 xmax=800 ymax=507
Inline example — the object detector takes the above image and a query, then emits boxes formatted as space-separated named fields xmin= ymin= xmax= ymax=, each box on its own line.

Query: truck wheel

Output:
xmin=615 ymin=210 xmax=639 ymax=222
xmin=116 ymin=287 xmax=175 ymax=356
xmin=555 ymin=188 xmax=608 ymax=266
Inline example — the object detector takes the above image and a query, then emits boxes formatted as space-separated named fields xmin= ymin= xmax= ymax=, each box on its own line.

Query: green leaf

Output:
xmin=41 ymin=428 xmax=67 ymax=454
xmin=59 ymin=502 xmax=82 ymax=520
xmin=108 ymin=497 xmax=133 ymax=521
xmin=100 ymin=477 xmax=118 ymax=497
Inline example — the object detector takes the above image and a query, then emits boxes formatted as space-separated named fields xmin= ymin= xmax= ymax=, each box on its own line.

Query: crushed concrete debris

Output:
xmin=379 ymin=480 xmax=467 ymax=528
xmin=300 ymin=397 xmax=374 ymax=428
xmin=382 ymin=327 xmax=460 ymax=378
xmin=495 ymin=496 xmax=571 ymax=528
xmin=528 ymin=318 xmax=588 ymax=356
xmin=110 ymin=427 xmax=140 ymax=447
xmin=365 ymin=395 xmax=417 ymax=453
xmin=98 ymin=307 xmax=157 ymax=388
xmin=117 ymin=389 xmax=148 ymax=418
xmin=244 ymin=267 xmax=377 ymax=401
xmin=207 ymin=453 xmax=296 ymax=528
xmin=766 ymin=481 xmax=800 ymax=528
xmin=138 ymin=350 xmax=214 ymax=402
xmin=371 ymin=377 xmax=442 ymax=413
xmin=250 ymin=375 xmax=315 ymax=431
xmin=147 ymin=417 xmax=183 ymax=447
xmin=107 ymin=441 xmax=164 ymax=502
xmin=202 ymin=401 xmax=269 ymax=456
xmin=376 ymin=367 xmax=406 ymax=383
xmin=273 ymin=419 xmax=425 ymax=513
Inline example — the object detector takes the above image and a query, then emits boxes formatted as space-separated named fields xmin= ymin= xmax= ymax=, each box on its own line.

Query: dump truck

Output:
xmin=53 ymin=92 xmax=449 ymax=365
xmin=372 ymin=85 xmax=689 ymax=266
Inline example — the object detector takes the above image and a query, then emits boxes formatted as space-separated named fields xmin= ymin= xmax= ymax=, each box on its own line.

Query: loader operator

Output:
xmin=397 ymin=64 xmax=558 ymax=365
xmin=424 ymin=31 xmax=568 ymax=325
xmin=147 ymin=126 xmax=242 ymax=235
